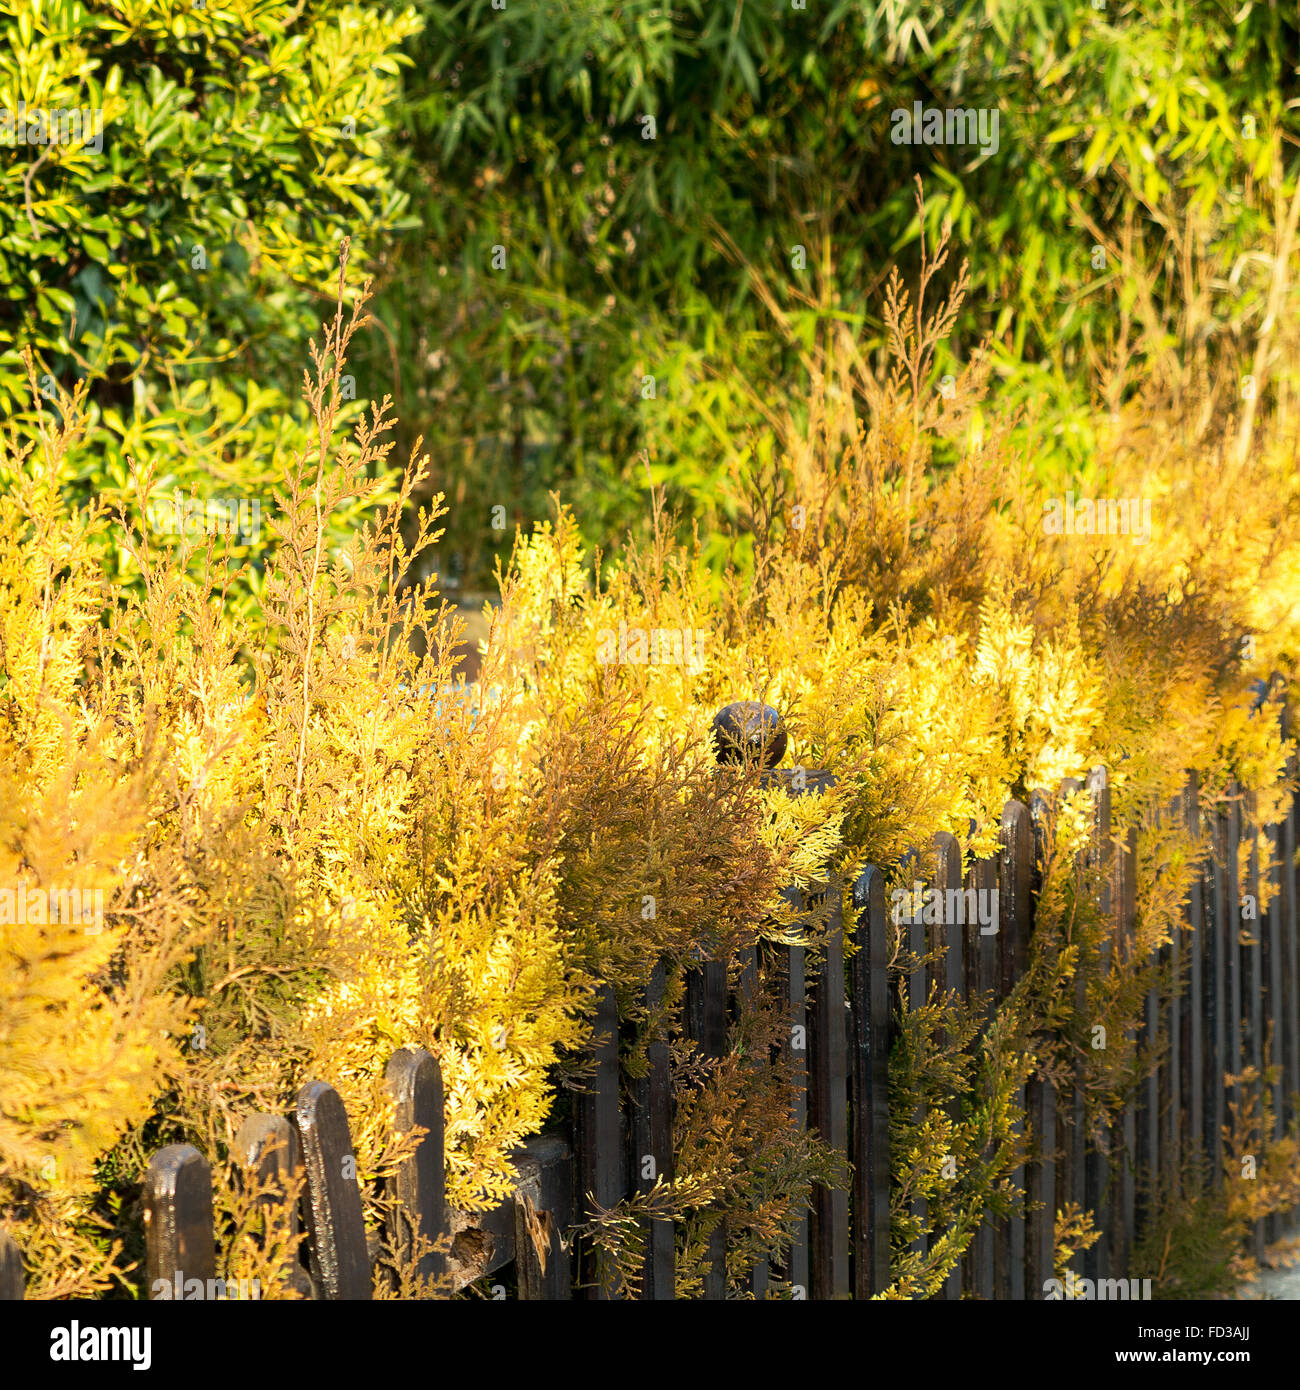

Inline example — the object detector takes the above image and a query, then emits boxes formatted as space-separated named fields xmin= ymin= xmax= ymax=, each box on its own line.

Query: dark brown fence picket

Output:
xmin=687 ymin=958 xmax=729 ymax=1299
xmin=1223 ymin=795 xmax=1245 ymax=1206
xmin=1264 ymin=807 xmax=1285 ymax=1245
xmin=1181 ymin=775 xmax=1204 ymax=1193
xmin=576 ymin=982 xmax=624 ymax=1300
xmin=851 ymin=865 xmax=891 ymax=1299
xmin=999 ymin=801 xmax=1033 ymax=1300
xmin=143 ymin=1144 xmax=217 ymax=1299
xmin=514 ymin=1135 xmax=574 ymax=1300
xmin=898 ymin=847 xmax=928 ymax=1271
xmin=295 ymin=1081 xmax=371 ymax=1300
xmin=1163 ymin=787 xmax=1184 ymax=1211
xmin=1054 ymin=775 xmax=1085 ymax=1273
xmin=1208 ymin=789 xmax=1228 ymax=1187
xmin=808 ymin=884 xmax=850 ymax=1299
xmin=384 ymin=1046 xmax=446 ymax=1289
xmin=1285 ymin=731 xmax=1300 ymax=1231
xmin=0 ymin=1228 xmax=24 ymax=1300
xmin=632 ymin=961 xmax=675 ymax=1300
xmin=778 ymin=883 xmax=812 ymax=1297
xmin=737 ymin=943 xmax=770 ymax=1298
xmin=931 ymin=831 xmax=963 ymax=1302
xmin=234 ymin=1113 xmax=310 ymax=1296
xmin=1116 ymin=822 xmax=1138 ymax=1277
xmin=1083 ymin=767 xmax=1112 ymax=1284
xmin=1243 ymin=792 xmax=1266 ymax=1259
xmin=1139 ymin=815 xmax=1161 ymax=1248
xmin=1025 ymin=789 xmax=1057 ymax=1302
xmin=966 ymin=848 xmax=997 ymax=1300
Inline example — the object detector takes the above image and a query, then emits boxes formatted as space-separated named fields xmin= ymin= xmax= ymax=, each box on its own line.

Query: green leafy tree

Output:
xmin=0 ymin=0 xmax=424 ymax=622
xmin=368 ymin=0 xmax=1298 ymax=587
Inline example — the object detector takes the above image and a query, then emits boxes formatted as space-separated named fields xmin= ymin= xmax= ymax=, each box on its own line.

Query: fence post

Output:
xmin=1180 ymin=775 xmax=1204 ymax=1197
xmin=1283 ymin=711 xmax=1300 ymax=1232
xmin=930 ymin=831 xmax=964 ymax=1302
xmin=966 ymin=846 xmax=997 ymax=1299
xmin=896 ymin=845 xmax=928 ymax=1274
xmin=1053 ymin=775 xmax=1086 ymax=1279
xmin=1225 ymin=787 xmax=1243 ymax=1185
xmin=0 ymin=1229 xmax=23 ymax=1300
xmin=756 ymin=882 xmax=811 ymax=1297
xmin=295 ymin=1081 xmax=372 ymax=1300
xmin=1163 ymin=787 xmax=1183 ymax=1211
xmin=999 ymin=800 xmax=1033 ymax=1300
xmin=631 ymin=961 xmax=675 ymax=1300
xmin=1083 ymin=767 xmax=1113 ymax=1284
xmin=1243 ymin=791 xmax=1266 ymax=1260
xmin=1116 ymin=820 xmax=1138 ymax=1276
xmin=384 ymin=1046 xmax=446 ymax=1290
xmin=1208 ymin=790 xmax=1228 ymax=1187
xmin=712 ymin=700 xmax=821 ymax=1298
xmin=851 ymin=865 xmax=891 ymax=1299
xmin=234 ymin=1113 xmax=310 ymax=1296
xmin=685 ymin=958 xmax=729 ymax=1299
xmin=143 ymin=1144 xmax=217 ymax=1299
xmin=738 ymin=943 xmax=770 ymax=1299
xmin=1026 ymin=789 xmax=1057 ymax=1302
xmin=515 ymin=1136 xmax=574 ymax=1300
xmin=1265 ymin=801 xmax=1285 ymax=1245
xmin=576 ymin=982 xmax=624 ymax=1299
xmin=808 ymin=879 xmax=850 ymax=1299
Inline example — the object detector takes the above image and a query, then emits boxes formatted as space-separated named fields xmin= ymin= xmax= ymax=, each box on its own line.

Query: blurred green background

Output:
xmin=3 ymin=0 xmax=1296 ymax=606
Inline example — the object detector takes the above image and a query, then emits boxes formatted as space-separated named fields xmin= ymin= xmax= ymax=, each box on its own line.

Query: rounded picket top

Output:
xmin=711 ymin=701 xmax=787 ymax=768
xmin=142 ymin=1143 xmax=216 ymax=1293
xmin=0 ymin=1228 xmax=24 ymax=1300
xmin=295 ymin=1080 xmax=371 ymax=1300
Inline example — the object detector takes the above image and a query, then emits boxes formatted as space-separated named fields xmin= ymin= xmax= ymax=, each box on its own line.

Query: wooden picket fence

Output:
xmin=1 ymin=702 xmax=1298 ymax=1301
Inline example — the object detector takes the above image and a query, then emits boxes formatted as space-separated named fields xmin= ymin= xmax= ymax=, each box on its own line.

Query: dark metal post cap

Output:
xmin=710 ymin=701 xmax=788 ymax=768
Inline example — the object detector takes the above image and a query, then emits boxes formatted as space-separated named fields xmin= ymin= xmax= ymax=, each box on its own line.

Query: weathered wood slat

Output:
xmin=851 ymin=865 xmax=891 ymax=1299
xmin=1208 ymin=794 xmax=1228 ymax=1185
xmin=0 ymin=1228 xmax=24 ymax=1300
xmin=1139 ymin=839 xmax=1161 ymax=1252
xmin=1243 ymin=792 xmax=1265 ymax=1259
xmin=631 ymin=961 xmax=674 ymax=1300
xmin=999 ymin=800 xmax=1033 ymax=1300
xmin=514 ymin=1136 xmax=573 ymax=1300
xmin=576 ymin=982 xmax=624 ymax=1300
xmin=1026 ymin=789 xmax=1057 ymax=1303
xmin=143 ymin=1143 xmax=217 ymax=1298
xmin=384 ymin=1046 xmax=446 ymax=1289
xmin=1117 ymin=822 xmax=1137 ymax=1276
xmin=445 ymin=1135 xmax=573 ymax=1293
xmin=966 ymin=849 xmax=997 ymax=1300
xmin=1054 ymin=776 xmax=1086 ymax=1267
xmin=1083 ymin=767 xmax=1112 ymax=1285
xmin=738 ymin=943 xmax=770 ymax=1299
xmin=1164 ymin=784 xmax=1186 ymax=1208
xmin=295 ymin=1081 xmax=371 ymax=1300
xmin=808 ymin=882 xmax=850 ymax=1299
xmin=1228 ymin=791 xmax=1244 ymax=1100
xmin=1025 ymin=1078 xmax=1055 ymax=1302
xmin=687 ymin=958 xmax=729 ymax=1299
xmin=930 ymin=831 xmax=963 ymax=1303
xmin=234 ymin=1113 xmax=310 ymax=1296
xmin=1285 ymin=738 xmax=1300 ymax=1206
xmin=777 ymin=884 xmax=812 ymax=1297
xmin=1182 ymin=775 xmax=1204 ymax=1187
xmin=897 ymin=847 xmax=929 ymax=1274
xmin=1265 ymin=812 xmax=1285 ymax=1244
xmin=1225 ymin=790 xmax=1243 ymax=1188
